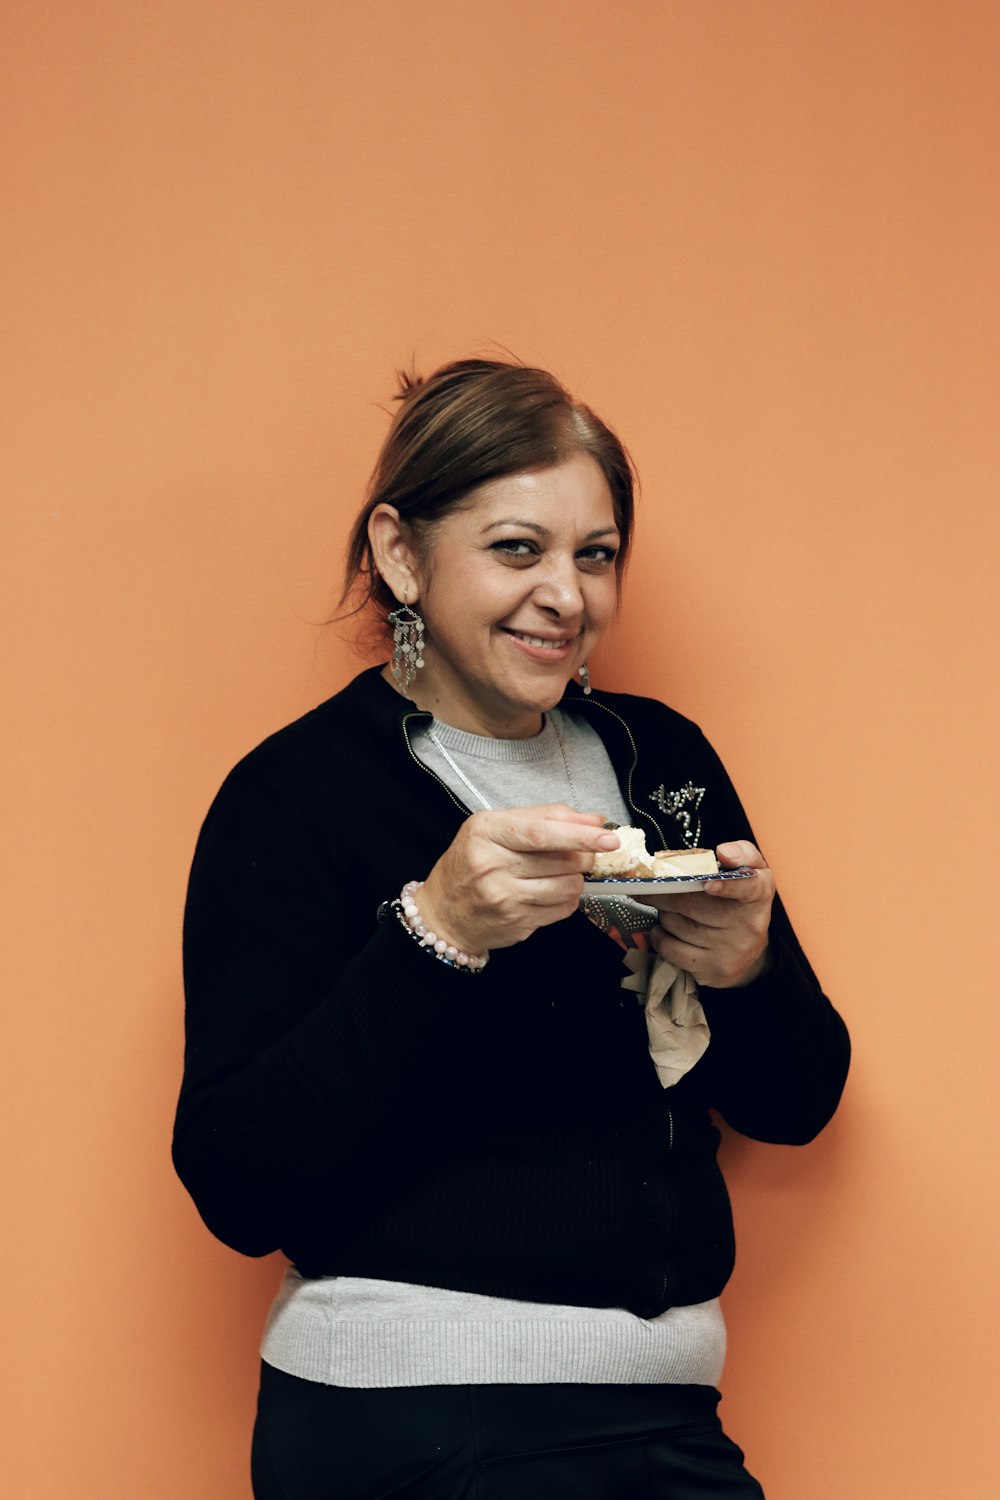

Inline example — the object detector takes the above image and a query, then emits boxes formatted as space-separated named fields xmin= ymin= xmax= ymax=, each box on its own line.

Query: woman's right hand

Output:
xmin=415 ymin=806 xmax=621 ymax=956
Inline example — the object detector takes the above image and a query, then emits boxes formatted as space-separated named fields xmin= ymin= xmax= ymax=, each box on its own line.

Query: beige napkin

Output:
xmin=620 ymin=950 xmax=711 ymax=1088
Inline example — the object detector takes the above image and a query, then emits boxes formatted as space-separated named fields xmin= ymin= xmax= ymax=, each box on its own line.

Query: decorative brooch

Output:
xmin=647 ymin=782 xmax=706 ymax=848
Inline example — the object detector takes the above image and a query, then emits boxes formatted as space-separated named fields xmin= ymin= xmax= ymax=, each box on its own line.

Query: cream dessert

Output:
xmin=590 ymin=827 xmax=720 ymax=880
xmin=589 ymin=826 xmax=657 ymax=877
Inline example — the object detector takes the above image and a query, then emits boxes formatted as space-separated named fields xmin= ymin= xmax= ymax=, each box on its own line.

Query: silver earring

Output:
xmin=579 ymin=662 xmax=592 ymax=695
xmin=388 ymin=603 xmax=425 ymax=691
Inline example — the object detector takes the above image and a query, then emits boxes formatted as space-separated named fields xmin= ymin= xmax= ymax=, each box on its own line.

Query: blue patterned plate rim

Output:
xmin=584 ymin=866 xmax=755 ymax=887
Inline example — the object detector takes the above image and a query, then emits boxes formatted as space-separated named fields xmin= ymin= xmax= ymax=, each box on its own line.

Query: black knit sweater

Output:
xmin=173 ymin=667 xmax=849 ymax=1318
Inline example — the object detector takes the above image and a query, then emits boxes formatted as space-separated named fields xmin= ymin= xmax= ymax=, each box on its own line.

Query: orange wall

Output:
xmin=4 ymin=3 xmax=998 ymax=1495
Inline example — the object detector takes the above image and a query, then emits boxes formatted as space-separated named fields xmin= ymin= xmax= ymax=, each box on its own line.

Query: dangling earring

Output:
xmin=388 ymin=603 xmax=425 ymax=691
xmin=578 ymin=662 xmax=592 ymax=695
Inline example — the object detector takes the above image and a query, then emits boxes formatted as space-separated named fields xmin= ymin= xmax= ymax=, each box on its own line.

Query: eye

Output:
xmin=576 ymin=545 xmax=619 ymax=568
xmin=489 ymin=538 xmax=538 ymax=560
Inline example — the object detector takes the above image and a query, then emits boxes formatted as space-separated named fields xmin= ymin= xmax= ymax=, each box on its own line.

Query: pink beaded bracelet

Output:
xmin=394 ymin=880 xmax=489 ymax=972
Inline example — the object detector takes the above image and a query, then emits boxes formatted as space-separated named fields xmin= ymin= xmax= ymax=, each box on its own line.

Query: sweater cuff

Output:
xmin=697 ymin=928 xmax=806 ymax=1022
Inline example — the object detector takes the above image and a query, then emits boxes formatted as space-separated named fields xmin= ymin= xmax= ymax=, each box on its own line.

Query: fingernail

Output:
xmin=596 ymin=833 xmax=620 ymax=849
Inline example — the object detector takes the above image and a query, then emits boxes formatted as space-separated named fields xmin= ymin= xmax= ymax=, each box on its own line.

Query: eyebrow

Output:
xmin=482 ymin=519 xmax=620 ymax=542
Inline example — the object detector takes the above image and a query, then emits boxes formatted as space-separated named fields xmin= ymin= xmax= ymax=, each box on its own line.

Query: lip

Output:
xmin=501 ymin=627 xmax=578 ymax=664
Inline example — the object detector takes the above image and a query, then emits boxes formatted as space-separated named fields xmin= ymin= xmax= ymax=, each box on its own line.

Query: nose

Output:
xmin=531 ymin=556 xmax=585 ymax=620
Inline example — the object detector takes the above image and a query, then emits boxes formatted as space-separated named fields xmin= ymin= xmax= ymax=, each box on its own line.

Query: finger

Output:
xmin=645 ymin=891 xmax=756 ymax=933
xmin=487 ymin=810 xmax=620 ymax=856
xmin=715 ymin=840 xmax=765 ymax=869
xmin=653 ymin=910 xmax=714 ymax=950
xmin=643 ymin=891 xmax=729 ymax=920
xmin=650 ymin=925 xmax=714 ymax=970
xmin=514 ymin=804 xmax=609 ymax=826
xmin=506 ymin=851 xmax=599 ymax=879
xmin=702 ymin=867 xmax=775 ymax=904
xmin=703 ymin=843 xmax=773 ymax=903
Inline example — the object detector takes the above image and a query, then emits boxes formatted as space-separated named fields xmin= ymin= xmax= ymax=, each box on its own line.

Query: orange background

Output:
xmin=4 ymin=3 xmax=998 ymax=1496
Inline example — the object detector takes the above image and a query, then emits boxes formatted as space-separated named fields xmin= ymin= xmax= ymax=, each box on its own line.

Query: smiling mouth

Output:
xmin=504 ymin=629 xmax=575 ymax=651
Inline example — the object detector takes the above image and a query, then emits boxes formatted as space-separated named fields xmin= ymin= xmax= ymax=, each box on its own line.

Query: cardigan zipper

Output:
xmin=400 ymin=711 xmax=473 ymax=817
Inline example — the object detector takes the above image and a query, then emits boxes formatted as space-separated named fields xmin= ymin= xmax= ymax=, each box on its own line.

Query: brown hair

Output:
xmin=341 ymin=358 xmax=637 ymax=630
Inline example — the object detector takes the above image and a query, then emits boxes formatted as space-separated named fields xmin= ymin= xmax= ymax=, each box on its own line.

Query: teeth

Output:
xmin=513 ymin=633 xmax=567 ymax=650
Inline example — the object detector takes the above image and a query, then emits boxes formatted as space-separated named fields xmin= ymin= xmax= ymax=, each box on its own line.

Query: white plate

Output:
xmin=583 ymin=867 xmax=755 ymax=897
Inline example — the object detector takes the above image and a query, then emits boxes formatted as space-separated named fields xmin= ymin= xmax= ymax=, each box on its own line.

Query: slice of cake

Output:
xmin=591 ymin=827 xmax=719 ymax=879
xmin=649 ymin=847 xmax=719 ymax=877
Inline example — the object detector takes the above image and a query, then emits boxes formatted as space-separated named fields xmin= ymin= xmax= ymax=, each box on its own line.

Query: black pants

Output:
xmin=251 ymin=1362 xmax=766 ymax=1499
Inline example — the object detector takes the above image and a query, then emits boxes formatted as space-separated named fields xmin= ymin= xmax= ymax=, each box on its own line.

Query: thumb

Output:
xmin=715 ymin=840 xmax=765 ymax=870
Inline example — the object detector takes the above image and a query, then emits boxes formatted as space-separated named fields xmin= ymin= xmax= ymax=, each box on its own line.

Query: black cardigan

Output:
xmin=173 ymin=667 xmax=849 ymax=1318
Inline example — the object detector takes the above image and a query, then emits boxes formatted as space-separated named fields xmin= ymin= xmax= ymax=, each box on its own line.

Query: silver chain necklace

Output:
xmin=426 ymin=715 xmax=582 ymax=812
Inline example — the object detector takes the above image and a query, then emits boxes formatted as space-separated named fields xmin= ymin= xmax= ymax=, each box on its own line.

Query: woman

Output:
xmin=173 ymin=359 xmax=850 ymax=1499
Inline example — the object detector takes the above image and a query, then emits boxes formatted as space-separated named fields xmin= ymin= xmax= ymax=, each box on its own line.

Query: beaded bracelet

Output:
xmin=388 ymin=880 xmax=489 ymax=972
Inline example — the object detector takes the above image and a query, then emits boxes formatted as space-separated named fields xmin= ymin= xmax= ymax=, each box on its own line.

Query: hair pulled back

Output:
xmin=342 ymin=358 xmax=636 ymax=630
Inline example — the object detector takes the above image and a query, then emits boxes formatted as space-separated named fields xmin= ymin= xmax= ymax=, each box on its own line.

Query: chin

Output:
xmin=508 ymin=674 xmax=575 ymax=713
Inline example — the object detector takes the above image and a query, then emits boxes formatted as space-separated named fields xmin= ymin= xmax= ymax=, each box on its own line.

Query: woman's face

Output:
xmin=405 ymin=452 xmax=621 ymax=737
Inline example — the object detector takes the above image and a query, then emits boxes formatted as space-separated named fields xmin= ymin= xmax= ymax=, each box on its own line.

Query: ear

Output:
xmin=367 ymin=504 xmax=423 ymax=605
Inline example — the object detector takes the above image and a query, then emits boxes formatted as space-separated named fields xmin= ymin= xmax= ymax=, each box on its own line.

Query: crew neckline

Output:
xmin=425 ymin=712 xmax=567 ymax=763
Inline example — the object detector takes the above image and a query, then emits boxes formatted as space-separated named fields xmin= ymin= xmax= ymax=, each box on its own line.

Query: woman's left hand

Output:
xmin=646 ymin=840 xmax=775 ymax=988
